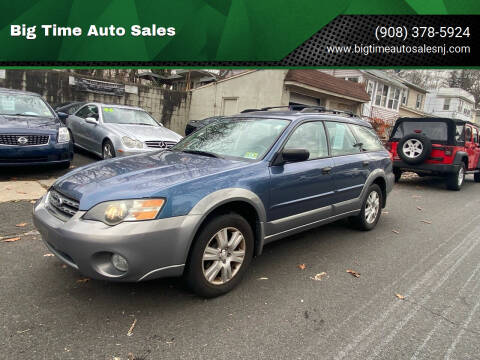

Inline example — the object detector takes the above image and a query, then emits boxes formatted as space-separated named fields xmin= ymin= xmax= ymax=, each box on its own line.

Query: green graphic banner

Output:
xmin=0 ymin=0 xmax=479 ymax=62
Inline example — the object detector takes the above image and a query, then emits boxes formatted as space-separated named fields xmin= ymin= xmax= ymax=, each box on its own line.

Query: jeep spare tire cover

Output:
xmin=397 ymin=133 xmax=432 ymax=165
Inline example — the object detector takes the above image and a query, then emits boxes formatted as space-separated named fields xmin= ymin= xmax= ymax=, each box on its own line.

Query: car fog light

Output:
xmin=111 ymin=254 xmax=128 ymax=272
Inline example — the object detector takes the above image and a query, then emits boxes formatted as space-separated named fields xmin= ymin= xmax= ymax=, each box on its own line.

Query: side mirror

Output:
xmin=57 ymin=112 xmax=68 ymax=122
xmin=274 ymin=148 xmax=310 ymax=165
xmin=85 ymin=117 xmax=98 ymax=125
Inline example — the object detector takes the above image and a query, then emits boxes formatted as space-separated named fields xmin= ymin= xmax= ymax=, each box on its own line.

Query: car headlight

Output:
xmin=83 ymin=199 xmax=166 ymax=225
xmin=57 ymin=127 xmax=70 ymax=143
xmin=122 ymin=136 xmax=143 ymax=149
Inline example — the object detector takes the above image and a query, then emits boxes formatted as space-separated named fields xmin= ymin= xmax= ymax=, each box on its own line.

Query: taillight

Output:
xmin=444 ymin=147 xmax=453 ymax=156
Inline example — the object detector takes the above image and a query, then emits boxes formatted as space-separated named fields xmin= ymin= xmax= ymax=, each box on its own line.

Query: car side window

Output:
xmin=325 ymin=121 xmax=361 ymax=156
xmin=76 ymin=105 xmax=98 ymax=120
xmin=351 ymin=125 xmax=384 ymax=152
xmin=284 ymin=121 xmax=328 ymax=160
xmin=473 ymin=127 xmax=479 ymax=144
xmin=75 ymin=106 xmax=90 ymax=118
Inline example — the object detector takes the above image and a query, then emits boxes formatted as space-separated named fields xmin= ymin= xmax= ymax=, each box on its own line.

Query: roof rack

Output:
xmin=240 ymin=105 xmax=356 ymax=117
xmin=298 ymin=106 xmax=355 ymax=117
xmin=240 ymin=105 xmax=309 ymax=113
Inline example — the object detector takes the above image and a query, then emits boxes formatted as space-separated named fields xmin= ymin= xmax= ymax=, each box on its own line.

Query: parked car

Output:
xmin=185 ymin=116 xmax=225 ymax=136
xmin=33 ymin=108 xmax=394 ymax=297
xmin=387 ymin=117 xmax=480 ymax=190
xmin=55 ymin=101 xmax=86 ymax=123
xmin=0 ymin=88 xmax=73 ymax=167
xmin=66 ymin=103 xmax=183 ymax=159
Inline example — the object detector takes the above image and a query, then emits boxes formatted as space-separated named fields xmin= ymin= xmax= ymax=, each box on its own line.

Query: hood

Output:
xmin=103 ymin=123 xmax=182 ymax=142
xmin=0 ymin=115 xmax=60 ymax=133
xmin=54 ymin=150 xmax=248 ymax=210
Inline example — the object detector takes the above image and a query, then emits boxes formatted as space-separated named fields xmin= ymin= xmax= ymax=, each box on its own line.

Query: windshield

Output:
xmin=173 ymin=117 xmax=290 ymax=160
xmin=102 ymin=107 xmax=160 ymax=126
xmin=392 ymin=121 xmax=448 ymax=142
xmin=0 ymin=93 xmax=54 ymax=118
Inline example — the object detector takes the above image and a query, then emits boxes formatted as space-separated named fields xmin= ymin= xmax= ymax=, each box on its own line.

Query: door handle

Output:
xmin=321 ymin=166 xmax=332 ymax=174
xmin=362 ymin=161 xmax=370 ymax=167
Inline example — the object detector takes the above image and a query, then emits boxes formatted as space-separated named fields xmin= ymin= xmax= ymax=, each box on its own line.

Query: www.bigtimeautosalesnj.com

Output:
xmin=10 ymin=24 xmax=176 ymax=40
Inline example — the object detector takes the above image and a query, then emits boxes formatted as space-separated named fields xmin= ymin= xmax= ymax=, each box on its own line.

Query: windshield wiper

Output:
xmin=181 ymin=149 xmax=222 ymax=158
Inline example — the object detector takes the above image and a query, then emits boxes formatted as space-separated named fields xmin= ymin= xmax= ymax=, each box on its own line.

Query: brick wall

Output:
xmin=0 ymin=70 xmax=190 ymax=135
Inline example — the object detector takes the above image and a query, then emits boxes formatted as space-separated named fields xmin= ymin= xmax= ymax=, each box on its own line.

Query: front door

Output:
xmin=268 ymin=121 xmax=335 ymax=234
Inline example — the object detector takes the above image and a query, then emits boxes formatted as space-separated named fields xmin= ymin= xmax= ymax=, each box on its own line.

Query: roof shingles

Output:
xmin=285 ymin=70 xmax=370 ymax=102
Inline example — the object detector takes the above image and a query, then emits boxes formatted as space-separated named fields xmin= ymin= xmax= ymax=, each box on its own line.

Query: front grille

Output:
xmin=46 ymin=189 xmax=79 ymax=221
xmin=0 ymin=134 xmax=50 ymax=146
xmin=145 ymin=140 xmax=176 ymax=149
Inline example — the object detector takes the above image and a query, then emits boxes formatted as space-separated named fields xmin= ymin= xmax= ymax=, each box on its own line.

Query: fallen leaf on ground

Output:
xmin=127 ymin=319 xmax=137 ymax=337
xmin=382 ymin=211 xmax=389 ymax=215
xmin=346 ymin=269 xmax=361 ymax=278
xmin=76 ymin=278 xmax=90 ymax=283
xmin=412 ymin=195 xmax=422 ymax=199
xmin=2 ymin=237 xmax=21 ymax=242
xmin=43 ymin=253 xmax=54 ymax=257
xmin=395 ymin=293 xmax=405 ymax=300
xmin=417 ymin=206 xmax=423 ymax=211
xmin=16 ymin=191 xmax=27 ymax=194
xmin=297 ymin=264 xmax=307 ymax=270
xmin=16 ymin=329 xmax=30 ymax=334
xmin=310 ymin=272 xmax=327 ymax=281
xmin=392 ymin=230 xmax=400 ymax=234
xmin=257 ymin=277 xmax=269 ymax=280
xmin=61 ymin=264 xmax=67 ymax=269
xmin=15 ymin=223 xmax=28 ymax=227
xmin=420 ymin=220 xmax=432 ymax=224
xmin=69 ymin=165 xmax=76 ymax=169
xmin=127 ymin=353 xmax=134 ymax=360
xmin=30 ymin=200 xmax=36 ymax=204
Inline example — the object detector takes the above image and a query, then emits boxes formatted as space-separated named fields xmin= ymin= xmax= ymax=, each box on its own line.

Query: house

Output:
xmin=321 ymin=70 xmax=408 ymax=125
xmin=396 ymin=78 xmax=428 ymax=118
xmin=425 ymin=88 xmax=475 ymax=122
xmin=188 ymin=69 xmax=370 ymax=120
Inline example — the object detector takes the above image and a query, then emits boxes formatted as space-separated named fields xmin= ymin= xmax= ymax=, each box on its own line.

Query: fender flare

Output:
xmin=453 ymin=151 xmax=468 ymax=166
xmin=184 ymin=188 xmax=267 ymax=258
xmin=359 ymin=169 xmax=388 ymax=207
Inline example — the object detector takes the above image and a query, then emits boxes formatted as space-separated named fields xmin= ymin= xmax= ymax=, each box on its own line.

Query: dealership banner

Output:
xmin=1 ymin=0 xmax=479 ymax=66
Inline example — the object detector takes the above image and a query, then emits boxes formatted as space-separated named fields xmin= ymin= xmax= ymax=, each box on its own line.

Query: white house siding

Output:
xmin=425 ymin=88 xmax=475 ymax=122
xmin=189 ymin=70 xmax=288 ymax=120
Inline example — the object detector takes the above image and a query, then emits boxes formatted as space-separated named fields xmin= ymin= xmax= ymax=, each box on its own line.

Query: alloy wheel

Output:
xmin=458 ymin=166 xmax=464 ymax=186
xmin=202 ymin=227 xmax=246 ymax=285
xmin=402 ymin=139 xmax=423 ymax=159
xmin=365 ymin=190 xmax=380 ymax=224
xmin=103 ymin=144 xmax=113 ymax=159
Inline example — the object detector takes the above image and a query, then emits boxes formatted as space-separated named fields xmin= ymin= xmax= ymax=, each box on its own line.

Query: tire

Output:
xmin=349 ymin=184 xmax=383 ymax=231
xmin=446 ymin=163 xmax=465 ymax=191
xmin=397 ymin=134 xmax=431 ymax=165
xmin=102 ymin=139 xmax=116 ymax=159
xmin=474 ymin=172 xmax=480 ymax=183
xmin=394 ymin=169 xmax=402 ymax=182
xmin=184 ymin=213 xmax=254 ymax=298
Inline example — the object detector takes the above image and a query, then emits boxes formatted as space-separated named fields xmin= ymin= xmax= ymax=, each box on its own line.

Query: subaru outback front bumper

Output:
xmin=33 ymin=195 xmax=201 ymax=282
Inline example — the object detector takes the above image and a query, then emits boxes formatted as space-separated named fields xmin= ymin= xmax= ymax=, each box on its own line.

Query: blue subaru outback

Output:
xmin=33 ymin=108 xmax=394 ymax=297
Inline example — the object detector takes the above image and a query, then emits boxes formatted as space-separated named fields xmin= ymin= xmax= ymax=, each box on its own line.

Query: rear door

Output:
xmin=268 ymin=121 xmax=335 ymax=234
xmin=471 ymin=127 xmax=480 ymax=169
xmin=325 ymin=121 xmax=371 ymax=214
xmin=465 ymin=125 xmax=477 ymax=170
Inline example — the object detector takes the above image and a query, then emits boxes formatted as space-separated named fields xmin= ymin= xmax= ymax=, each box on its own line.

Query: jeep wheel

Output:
xmin=474 ymin=172 xmax=480 ymax=183
xmin=446 ymin=163 xmax=465 ymax=191
xmin=349 ymin=184 xmax=383 ymax=231
xmin=397 ymin=134 xmax=431 ymax=165
xmin=185 ymin=213 xmax=254 ymax=297
xmin=394 ymin=169 xmax=402 ymax=182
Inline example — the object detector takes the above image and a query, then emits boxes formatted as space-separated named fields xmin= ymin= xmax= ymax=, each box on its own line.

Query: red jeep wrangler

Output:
xmin=387 ymin=117 xmax=480 ymax=190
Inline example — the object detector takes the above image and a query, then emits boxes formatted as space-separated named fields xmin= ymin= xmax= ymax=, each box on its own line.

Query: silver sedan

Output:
xmin=66 ymin=103 xmax=183 ymax=159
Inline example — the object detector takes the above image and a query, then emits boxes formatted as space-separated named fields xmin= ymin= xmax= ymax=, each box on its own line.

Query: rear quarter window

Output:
xmin=351 ymin=125 xmax=385 ymax=151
